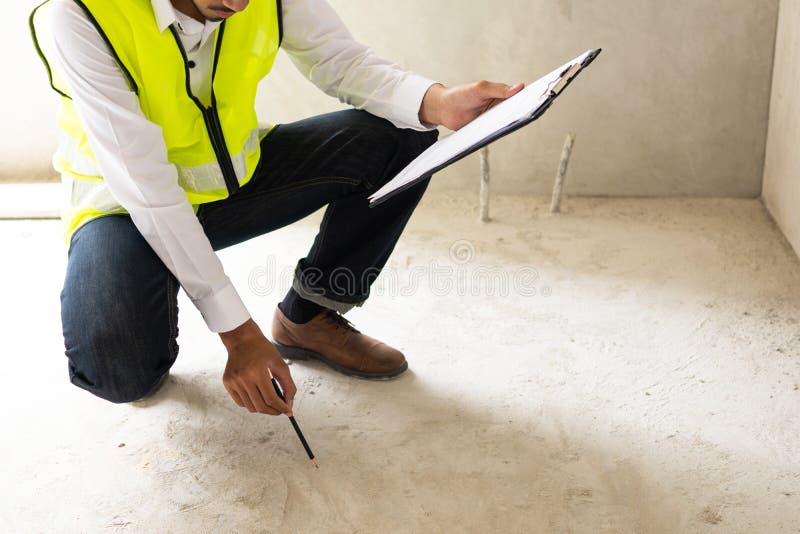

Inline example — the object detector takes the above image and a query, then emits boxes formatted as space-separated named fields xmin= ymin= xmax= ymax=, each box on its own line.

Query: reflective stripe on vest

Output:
xmin=54 ymin=126 xmax=265 ymax=194
xmin=30 ymin=0 xmax=282 ymax=242
xmin=64 ymin=176 xmax=122 ymax=214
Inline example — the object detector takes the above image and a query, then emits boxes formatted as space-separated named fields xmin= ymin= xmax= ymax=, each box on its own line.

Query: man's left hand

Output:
xmin=419 ymin=81 xmax=525 ymax=131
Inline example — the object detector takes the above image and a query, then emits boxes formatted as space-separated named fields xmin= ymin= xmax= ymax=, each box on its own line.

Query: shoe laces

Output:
xmin=321 ymin=309 xmax=360 ymax=334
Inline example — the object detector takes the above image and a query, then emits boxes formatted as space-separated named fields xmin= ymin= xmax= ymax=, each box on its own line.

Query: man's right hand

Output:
xmin=219 ymin=318 xmax=296 ymax=415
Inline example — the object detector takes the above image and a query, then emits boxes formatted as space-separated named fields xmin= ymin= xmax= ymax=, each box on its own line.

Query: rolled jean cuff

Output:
xmin=291 ymin=278 xmax=367 ymax=314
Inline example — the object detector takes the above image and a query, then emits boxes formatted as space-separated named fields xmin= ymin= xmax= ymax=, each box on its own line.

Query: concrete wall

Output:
xmin=4 ymin=1 xmax=61 ymax=181
xmin=5 ymin=0 xmax=779 ymax=197
xmin=763 ymin=0 xmax=800 ymax=258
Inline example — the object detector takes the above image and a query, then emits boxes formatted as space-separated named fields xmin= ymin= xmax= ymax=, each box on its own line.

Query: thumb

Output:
xmin=506 ymin=82 xmax=525 ymax=96
xmin=478 ymin=81 xmax=523 ymax=99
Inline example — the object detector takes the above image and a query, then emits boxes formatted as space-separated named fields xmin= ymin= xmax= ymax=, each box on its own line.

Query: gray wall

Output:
xmin=5 ymin=0 xmax=780 ymax=197
xmin=763 ymin=0 xmax=800 ymax=257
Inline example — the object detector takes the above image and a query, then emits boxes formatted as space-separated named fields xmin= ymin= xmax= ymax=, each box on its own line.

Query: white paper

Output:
xmin=369 ymin=50 xmax=595 ymax=205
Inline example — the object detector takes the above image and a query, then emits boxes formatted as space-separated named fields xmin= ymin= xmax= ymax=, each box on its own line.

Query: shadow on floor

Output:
xmin=130 ymin=365 xmax=688 ymax=533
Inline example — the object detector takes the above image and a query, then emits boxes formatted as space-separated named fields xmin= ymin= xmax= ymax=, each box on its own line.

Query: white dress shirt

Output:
xmin=48 ymin=0 xmax=437 ymax=333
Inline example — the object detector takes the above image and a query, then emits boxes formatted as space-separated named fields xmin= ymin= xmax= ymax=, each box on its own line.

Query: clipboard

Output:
xmin=368 ymin=48 xmax=602 ymax=206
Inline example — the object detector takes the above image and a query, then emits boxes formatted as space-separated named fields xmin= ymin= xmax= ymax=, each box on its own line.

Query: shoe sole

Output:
xmin=273 ymin=342 xmax=408 ymax=380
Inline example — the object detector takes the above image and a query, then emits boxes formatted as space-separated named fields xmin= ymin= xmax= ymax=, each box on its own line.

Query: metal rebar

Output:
xmin=479 ymin=146 xmax=490 ymax=222
xmin=550 ymin=133 xmax=575 ymax=214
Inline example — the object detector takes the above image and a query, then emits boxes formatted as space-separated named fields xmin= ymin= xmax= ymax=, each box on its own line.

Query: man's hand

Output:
xmin=419 ymin=81 xmax=525 ymax=131
xmin=219 ymin=319 xmax=296 ymax=415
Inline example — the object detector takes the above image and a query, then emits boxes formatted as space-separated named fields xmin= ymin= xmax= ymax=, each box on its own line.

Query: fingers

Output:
xmin=256 ymin=379 xmax=287 ymax=416
xmin=224 ymin=382 xmax=246 ymax=408
xmin=245 ymin=381 xmax=281 ymax=415
xmin=221 ymin=332 xmax=297 ymax=416
xmin=224 ymin=375 xmax=282 ymax=415
xmin=271 ymin=365 xmax=297 ymax=415
xmin=237 ymin=386 xmax=258 ymax=413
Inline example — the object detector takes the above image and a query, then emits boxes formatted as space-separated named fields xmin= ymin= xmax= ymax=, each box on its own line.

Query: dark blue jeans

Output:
xmin=61 ymin=110 xmax=438 ymax=403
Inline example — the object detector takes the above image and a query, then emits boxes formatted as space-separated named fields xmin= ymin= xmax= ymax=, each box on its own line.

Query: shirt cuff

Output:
xmin=191 ymin=281 xmax=251 ymax=333
xmin=390 ymin=74 xmax=440 ymax=131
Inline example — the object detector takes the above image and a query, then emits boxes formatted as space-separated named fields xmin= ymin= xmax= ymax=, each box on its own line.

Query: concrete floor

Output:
xmin=1 ymin=192 xmax=798 ymax=533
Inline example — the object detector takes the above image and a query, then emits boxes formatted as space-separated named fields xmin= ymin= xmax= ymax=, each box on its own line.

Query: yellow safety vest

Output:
xmin=30 ymin=0 xmax=282 ymax=241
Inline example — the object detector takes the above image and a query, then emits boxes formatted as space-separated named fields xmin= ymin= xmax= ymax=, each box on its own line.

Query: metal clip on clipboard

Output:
xmin=545 ymin=62 xmax=584 ymax=98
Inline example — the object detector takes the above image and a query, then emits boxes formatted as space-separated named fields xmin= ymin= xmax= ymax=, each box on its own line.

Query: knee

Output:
xmin=67 ymin=377 xmax=141 ymax=405
xmin=346 ymin=109 xmax=438 ymax=154
xmin=64 ymin=325 xmax=177 ymax=404
xmin=398 ymin=127 xmax=439 ymax=161
xmin=363 ymin=127 xmax=439 ymax=191
xmin=68 ymin=352 xmax=171 ymax=404
xmin=417 ymin=127 xmax=440 ymax=149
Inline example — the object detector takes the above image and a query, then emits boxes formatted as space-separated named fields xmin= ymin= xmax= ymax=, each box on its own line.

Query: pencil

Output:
xmin=268 ymin=369 xmax=318 ymax=468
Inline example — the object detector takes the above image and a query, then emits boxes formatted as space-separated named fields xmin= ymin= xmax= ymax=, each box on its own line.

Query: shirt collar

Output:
xmin=151 ymin=0 xmax=180 ymax=33
xmin=151 ymin=0 xmax=220 ymax=32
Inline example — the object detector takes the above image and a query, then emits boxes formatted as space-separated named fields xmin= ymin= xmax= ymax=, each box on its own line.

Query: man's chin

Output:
xmin=205 ymin=8 xmax=236 ymax=22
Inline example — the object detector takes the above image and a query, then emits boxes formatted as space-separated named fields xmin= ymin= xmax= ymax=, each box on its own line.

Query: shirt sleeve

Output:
xmin=48 ymin=0 xmax=251 ymax=333
xmin=280 ymin=0 xmax=438 ymax=131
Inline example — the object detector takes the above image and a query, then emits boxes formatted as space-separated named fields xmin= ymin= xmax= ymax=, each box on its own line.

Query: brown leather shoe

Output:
xmin=271 ymin=306 xmax=408 ymax=380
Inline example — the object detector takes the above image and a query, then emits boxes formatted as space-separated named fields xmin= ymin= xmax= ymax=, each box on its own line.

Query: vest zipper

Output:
xmin=169 ymin=24 xmax=239 ymax=196
xmin=200 ymin=105 xmax=239 ymax=195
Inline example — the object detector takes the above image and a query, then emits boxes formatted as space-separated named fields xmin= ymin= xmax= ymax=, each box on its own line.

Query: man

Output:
xmin=31 ymin=0 xmax=523 ymax=416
